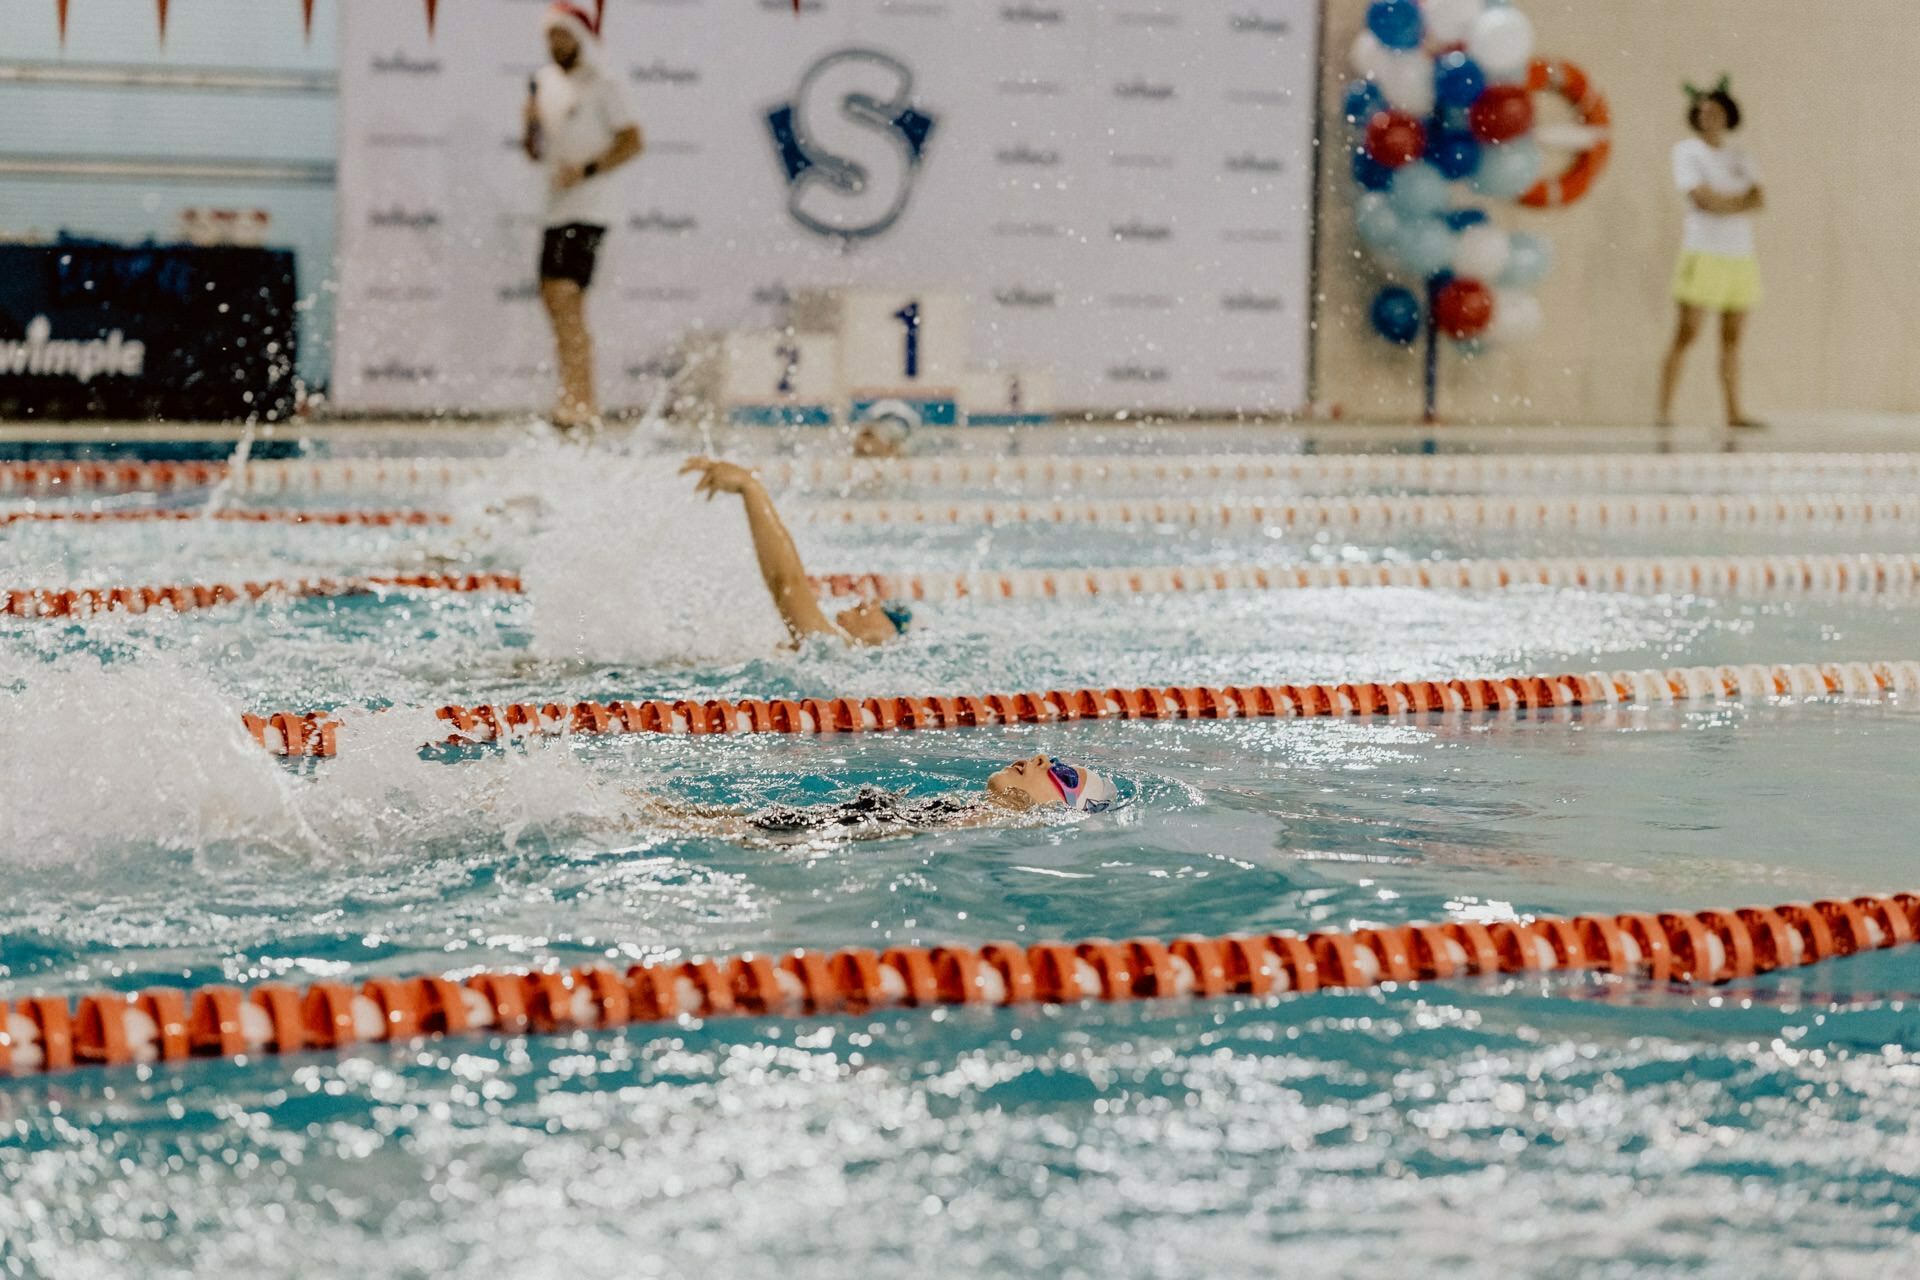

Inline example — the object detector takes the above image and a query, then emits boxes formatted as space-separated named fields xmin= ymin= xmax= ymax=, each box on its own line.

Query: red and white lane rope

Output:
xmin=811 ymin=552 xmax=1920 ymax=603
xmin=796 ymin=492 xmax=1920 ymax=529
xmin=4 ymin=894 xmax=1913 ymax=1075
xmin=11 ymin=453 xmax=1920 ymax=500
xmin=0 ymin=507 xmax=452 ymax=530
xmin=13 ymin=552 xmax=1910 ymax=622
xmin=243 ymin=659 xmax=1920 ymax=758
xmin=762 ymin=451 xmax=1920 ymax=493
xmin=0 ymin=457 xmax=497 ymax=498
xmin=4 ymin=573 xmax=521 ymax=619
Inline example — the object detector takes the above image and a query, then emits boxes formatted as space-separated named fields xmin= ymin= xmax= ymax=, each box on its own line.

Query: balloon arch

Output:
xmin=1344 ymin=0 xmax=1610 ymax=420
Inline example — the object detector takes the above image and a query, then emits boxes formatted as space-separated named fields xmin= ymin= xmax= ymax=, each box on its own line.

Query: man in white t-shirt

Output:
xmin=522 ymin=3 xmax=642 ymax=432
xmin=1658 ymin=80 xmax=1765 ymax=430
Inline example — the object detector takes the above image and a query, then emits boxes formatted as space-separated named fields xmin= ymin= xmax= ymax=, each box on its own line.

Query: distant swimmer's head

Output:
xmin=986 ymin=753 xmax=1119 ymax=812
xmin=836 ymin=599 xmax=911 ymax=646
xmin=852 ymin=401 xmax=917 ymax=458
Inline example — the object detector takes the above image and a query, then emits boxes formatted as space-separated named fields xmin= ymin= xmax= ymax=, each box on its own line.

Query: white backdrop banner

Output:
xmin=333 ymin=0 xmax=1318 ymax=415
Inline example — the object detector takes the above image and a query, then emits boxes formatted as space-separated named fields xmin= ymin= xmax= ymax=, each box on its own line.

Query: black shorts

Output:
xmin=539 ymin=223 xmax=606 ymax=287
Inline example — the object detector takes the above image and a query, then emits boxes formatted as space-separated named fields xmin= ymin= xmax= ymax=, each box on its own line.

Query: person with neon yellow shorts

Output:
xmin=1658 ymin=77 xmax=1765 ymax=430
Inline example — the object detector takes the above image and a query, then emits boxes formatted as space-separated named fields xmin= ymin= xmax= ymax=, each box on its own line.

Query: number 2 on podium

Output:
xmin=776 ymin=341 xmax=799 ymax=394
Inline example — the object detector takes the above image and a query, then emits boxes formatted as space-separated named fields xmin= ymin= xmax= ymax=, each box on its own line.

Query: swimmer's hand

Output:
xmin=681 ymin=456 xmax=758 ymax=500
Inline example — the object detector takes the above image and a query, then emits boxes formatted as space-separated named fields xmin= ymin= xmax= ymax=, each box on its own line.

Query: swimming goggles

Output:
xmin=1047 ymin=759 xmax=1116 ymax=813
xmin=879 ymin=601 xmax=913 ymax=634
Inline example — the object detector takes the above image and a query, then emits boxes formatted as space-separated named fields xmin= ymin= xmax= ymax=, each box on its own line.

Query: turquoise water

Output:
xmin=3 ymin=448 xmax=1919 ymax=1276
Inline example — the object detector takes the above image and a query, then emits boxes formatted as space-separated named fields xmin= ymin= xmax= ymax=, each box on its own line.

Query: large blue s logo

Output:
xmin=766 ymin=49 xmax=936 ymax=240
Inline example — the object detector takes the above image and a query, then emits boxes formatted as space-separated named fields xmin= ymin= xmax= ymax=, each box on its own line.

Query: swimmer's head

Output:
xmin=835 ymin=599 xmax=911 ymax=646
xmin=852 ymin=425 xmax=903 ymax=459
xmin=986 ymin=753 xmax=1118 ymax=812
xmin=852 ymin=401 xmax=917 ymax=458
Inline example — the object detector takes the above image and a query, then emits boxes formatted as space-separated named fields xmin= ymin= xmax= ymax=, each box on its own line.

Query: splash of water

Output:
xmin=511 ymin=451 xmax=788 ymax=666
xmin=0 ymin=652 xmax=652 ymax=872
xmin=0 ymin=651 xmax=311 ymax=863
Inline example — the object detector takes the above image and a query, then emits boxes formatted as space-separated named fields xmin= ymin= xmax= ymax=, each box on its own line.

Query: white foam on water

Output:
xmin=0 ymin=652 xmax=311 ymax=863
xmin=509 ymin=450 xmax=789 ymax=666
xmin=306 ymin=702 xmax=640 ymax=857
xmin=0 ymin=652 xmax=649 ymax=870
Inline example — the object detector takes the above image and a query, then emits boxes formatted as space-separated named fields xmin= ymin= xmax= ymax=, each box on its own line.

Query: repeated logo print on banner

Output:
xmin=765 ymin=49 xmax=938 ymax=240
xmin=331 ymin=0 xmax=1318 ymax=413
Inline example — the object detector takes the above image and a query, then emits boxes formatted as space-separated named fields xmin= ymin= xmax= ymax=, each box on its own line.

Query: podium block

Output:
xmin=962 ymin=367 xmax=1055 ymax=426
xmin=721 ymin=330 xmax=840 ymax=426
xmin=836 ymin=289 xmax=964 ymax=427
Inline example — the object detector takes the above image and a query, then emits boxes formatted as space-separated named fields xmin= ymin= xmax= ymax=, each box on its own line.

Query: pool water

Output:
xmin=2 ymin=443 xmax=1917 ymax=1277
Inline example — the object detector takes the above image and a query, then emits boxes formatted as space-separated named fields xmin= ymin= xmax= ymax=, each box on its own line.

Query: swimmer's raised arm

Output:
xmin=682 ymin=456 xmax=839 ymax=642
xmin=682 ymin=456 xmax=904 ymax=646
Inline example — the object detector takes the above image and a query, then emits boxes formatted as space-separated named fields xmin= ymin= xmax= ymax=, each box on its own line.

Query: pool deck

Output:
xmin=2 ymin=413 xmax=1919 ymax=459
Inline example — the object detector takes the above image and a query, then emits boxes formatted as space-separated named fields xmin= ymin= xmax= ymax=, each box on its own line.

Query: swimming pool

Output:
xmin=3 ymin=440 xmax=1917 ymax=1276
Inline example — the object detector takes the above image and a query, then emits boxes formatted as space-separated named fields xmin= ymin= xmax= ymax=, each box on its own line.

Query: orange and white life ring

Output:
xmin=1520 ymin=57 xmax=1610 ymax=208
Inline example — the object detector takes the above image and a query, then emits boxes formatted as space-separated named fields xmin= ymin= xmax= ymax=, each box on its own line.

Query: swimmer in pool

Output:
xmin=628 ymin=753 xmax=1120 ymax=843
xmin=681 ymin=455 xmax=911 ymax=647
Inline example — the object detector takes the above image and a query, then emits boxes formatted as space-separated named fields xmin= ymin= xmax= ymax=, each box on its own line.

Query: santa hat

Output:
xmin=543 ymin=3 xmax=600 ymax=45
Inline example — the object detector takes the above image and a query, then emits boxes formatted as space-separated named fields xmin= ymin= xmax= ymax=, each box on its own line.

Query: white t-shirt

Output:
xmin=533 ymin=61 xmax=636 ymax=229
xmin=1671 ymin=137 xmax=1760 ymax=259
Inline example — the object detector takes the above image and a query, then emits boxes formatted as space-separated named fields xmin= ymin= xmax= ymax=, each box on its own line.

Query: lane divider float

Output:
xmin=764 ymin=451 xmax=1920 ymax=493
xmin=3 ymin=894 xmax=1913 ymax=1076
xmin=13 ymin=551 xmax=1910 ymax=624
xmin=795 ymin=492 xmax=1920 ymax=530
xmin=0 ymin=508 xmax=452 ymax=529
xmin=4 ymin=573 xmax=522 ymax=619
xmin=242 ymin=659 xmax=1920 ymax=758
xmin=0 ymin=457 xmax=497 ymax=497
xmin=811 ymin=551 xmax=1920 ymax=603
xmin=13 ymin=453 xmax=1920 ymax=499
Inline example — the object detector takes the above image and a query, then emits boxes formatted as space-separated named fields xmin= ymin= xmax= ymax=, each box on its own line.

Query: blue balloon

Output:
xmin=1428 ymin=131 xmax=1482 ymax=181
xmin=1434 ymin=52 xmax=1486 ymax=109
xmin=1395 ymin=218 xmax=1458 ymax=279
xmin=1355 ymin=193 xmax=1402 ymax=252
xmin=1471 ymin=138 xmax=1544 ymax=199
xmin=1388 ymin=161 xmax=1452 ymax=220
xmin=1436 ymin=104 xmax=1474 ymax=132
xmin=1352 ymin=147 xmax=1394 ymax=192
xmin=1371 ymin=285 xmax=1423 ymax=345
xmin=1343 ymin=79 xmax=1386 ymax=126
xmin=1366 ymin=0 xmax=1423 ymax=51
xmin=1500 ymin=231 xmax=1555 ymax=288
xmin=1443 ymin=208 xmax=1490 ymax=231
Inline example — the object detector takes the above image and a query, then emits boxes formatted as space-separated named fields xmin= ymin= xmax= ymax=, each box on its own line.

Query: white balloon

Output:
xmin=1373 ymin=50 xmax=1436 ymax=116
xmin=1488 ymin=292 xmax=1544 ymax=343
xmin=1467 ymin=8 xmax=1535 ymax=79
xmin=1350 ymin=29 xmax=1390 ymax=80
xmin=1452 ymin=224 xmax=1513 ymax=281
xmin=1424 ymin=0 xmax=1486 ymax=45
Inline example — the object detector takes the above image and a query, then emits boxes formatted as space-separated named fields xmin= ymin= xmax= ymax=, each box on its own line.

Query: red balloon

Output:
xmin=1468 ymin=85 xmax=1534 ymax=144
xmin=1435 ymin=279 xmax=1495 ymax=339
xmin=1365 ymin=110 xmax=1427 ymax=169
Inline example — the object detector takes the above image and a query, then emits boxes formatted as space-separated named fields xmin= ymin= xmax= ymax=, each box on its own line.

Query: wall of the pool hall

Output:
xmin=3 ymin=0 xmax=1918 ymax=424
xmin=1316 ymin=0 xmax=1920 ymax=425
xmin=0 ymin=0 xmax=339 ymax=389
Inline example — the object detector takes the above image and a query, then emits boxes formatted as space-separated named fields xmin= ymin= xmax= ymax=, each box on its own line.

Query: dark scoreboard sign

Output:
xmin=0 ymin=240 xmax=297 ymax=421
